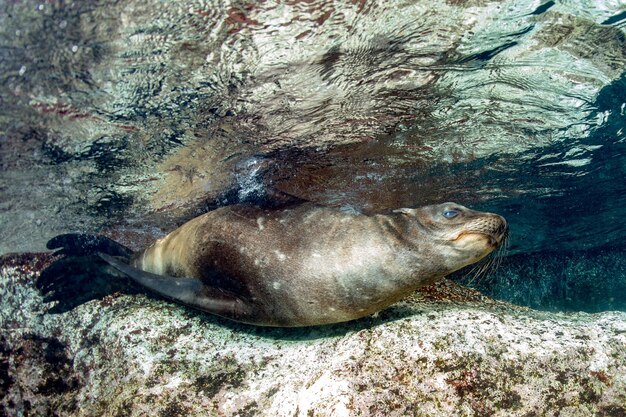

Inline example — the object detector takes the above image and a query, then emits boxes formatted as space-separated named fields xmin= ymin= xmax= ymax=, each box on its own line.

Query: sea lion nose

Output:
xmin=496 ymin=216 xmax=507 ymax=233
xmin=493 ymin=215 xmax=509 ymax=242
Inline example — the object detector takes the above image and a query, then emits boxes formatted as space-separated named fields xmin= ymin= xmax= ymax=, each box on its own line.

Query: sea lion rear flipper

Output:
xmin=47 ymin=233 xmax=133 ymax=258
xmin=37 ymin=254 xmax=141 ymax=313
xmin=98 ymin=253 xmax=253 ymax=321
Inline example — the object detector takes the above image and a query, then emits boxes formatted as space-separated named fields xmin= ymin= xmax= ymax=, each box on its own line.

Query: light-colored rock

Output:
xmin=1 ymin=253 xmax=625 ymax=416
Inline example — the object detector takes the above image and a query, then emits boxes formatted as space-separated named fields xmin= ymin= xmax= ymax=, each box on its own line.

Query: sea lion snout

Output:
xmin=461 ymin=214 xmax=508 ymax=247
xmin=493 ymin=215 xmax=509 ymax=244
xmin=475 ymin=214 xmax=507 ymax=239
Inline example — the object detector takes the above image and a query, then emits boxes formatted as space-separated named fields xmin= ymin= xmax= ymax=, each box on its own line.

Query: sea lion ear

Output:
xmin=393 ymin=208 xmax=417 ymax=216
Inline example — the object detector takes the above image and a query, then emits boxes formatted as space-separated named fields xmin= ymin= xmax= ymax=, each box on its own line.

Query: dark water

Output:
xmin=456 ymin=245 xmax=626 ymax=313
xmin=1 ymin=0 xmax=625 ymax=312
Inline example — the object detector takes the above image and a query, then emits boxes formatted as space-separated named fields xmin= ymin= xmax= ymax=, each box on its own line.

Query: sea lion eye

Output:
xmin=442 ymin=209 xmax=460 ymax=219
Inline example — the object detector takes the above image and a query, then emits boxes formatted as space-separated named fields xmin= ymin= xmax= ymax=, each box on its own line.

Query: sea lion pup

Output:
xmin=38 ymin=202 xmax=508 ymax=327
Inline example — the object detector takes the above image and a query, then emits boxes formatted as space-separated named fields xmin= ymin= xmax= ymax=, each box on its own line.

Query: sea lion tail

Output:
xmin=37 ymin=234 xmax=140 ymax=314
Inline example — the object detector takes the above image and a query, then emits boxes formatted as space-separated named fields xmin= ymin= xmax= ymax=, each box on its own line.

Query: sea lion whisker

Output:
xmin=462 ymin=256 xmax=492 ymax=287
xmin=477 ymin=257 xmax=496 ymax=283
xmin=459 ymin=228 xmax=509 ymax=289
xmin=470 ymin=252 xmax=500 ymax=286
xmin=488 ymin=233 xmax=509 ymax=279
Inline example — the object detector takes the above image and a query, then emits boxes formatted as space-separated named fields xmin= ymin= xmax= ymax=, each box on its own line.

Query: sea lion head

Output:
xmin=395 ymin=202 xmax=508 ymax=272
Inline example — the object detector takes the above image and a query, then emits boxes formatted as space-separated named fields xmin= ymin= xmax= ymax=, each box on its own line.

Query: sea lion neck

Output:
xmin=373 ymin=211 xmax=432 ymax=247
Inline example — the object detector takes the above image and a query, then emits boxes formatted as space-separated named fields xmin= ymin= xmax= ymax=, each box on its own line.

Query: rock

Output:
xmin=1 ymin=253 xmax=625 ymax=416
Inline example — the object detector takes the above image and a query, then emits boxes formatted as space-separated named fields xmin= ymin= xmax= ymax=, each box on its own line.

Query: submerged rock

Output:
xmin=457 ymin=245 xmax=626 ymax=314
xmin=1 ymin=253 xmax=625 ymax=416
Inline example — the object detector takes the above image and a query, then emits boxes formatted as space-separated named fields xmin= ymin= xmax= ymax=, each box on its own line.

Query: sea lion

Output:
xmin=38 ymin=202 xmax=508 ymax=327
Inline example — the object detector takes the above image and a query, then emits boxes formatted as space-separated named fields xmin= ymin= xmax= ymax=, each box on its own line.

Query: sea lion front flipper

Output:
xmin=98 ymin=254 xmax=254 ymax=322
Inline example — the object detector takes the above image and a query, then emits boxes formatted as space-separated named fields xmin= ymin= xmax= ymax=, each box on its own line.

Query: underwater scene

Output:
xmin=1 ymin=0 xmax=626 ymax=415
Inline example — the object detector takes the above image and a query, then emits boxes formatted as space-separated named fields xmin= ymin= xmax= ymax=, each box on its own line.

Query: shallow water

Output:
xmin=1 ymin=0 xmax=625 ymax=312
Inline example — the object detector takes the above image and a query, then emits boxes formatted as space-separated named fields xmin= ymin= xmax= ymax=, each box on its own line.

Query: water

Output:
xmin=0 ymin=0 xmax=625 ymax=312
